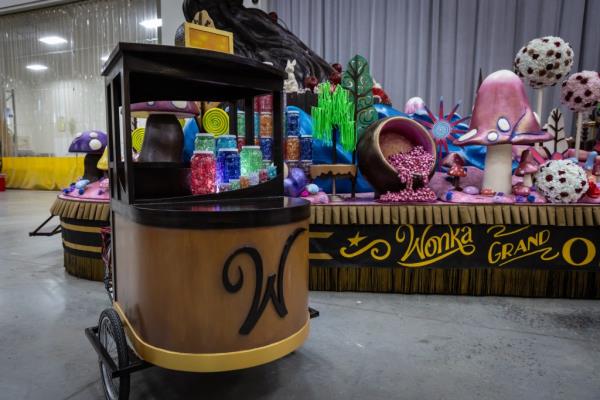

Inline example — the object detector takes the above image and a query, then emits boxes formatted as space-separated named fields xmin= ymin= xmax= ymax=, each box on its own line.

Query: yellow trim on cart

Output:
xmin=113 ymin=302 xmax=310 ymax=372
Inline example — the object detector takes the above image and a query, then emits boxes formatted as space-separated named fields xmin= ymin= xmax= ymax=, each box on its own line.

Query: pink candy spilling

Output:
xmin=379 ymin=146 xmax=437 ymax=202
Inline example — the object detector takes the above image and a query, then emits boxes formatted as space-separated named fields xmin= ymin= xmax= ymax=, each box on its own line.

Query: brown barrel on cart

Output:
xmin=111 ymin=196 xmax=311 ymax=372
xmin=357 ymin=116 xmax=436 ymax=194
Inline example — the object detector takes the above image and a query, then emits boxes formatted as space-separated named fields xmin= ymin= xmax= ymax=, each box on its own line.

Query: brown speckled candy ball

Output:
xmin=533 ymin=159 xmax=588 ymax=203
xmin=560 ymin=71 xmax=600 ymax=112
xmin=514 ymin=36 xmax=574 ymax=88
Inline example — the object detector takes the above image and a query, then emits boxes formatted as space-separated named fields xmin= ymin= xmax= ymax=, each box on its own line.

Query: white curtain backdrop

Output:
xmin=269 ymin=0 xmax=600 ymax=133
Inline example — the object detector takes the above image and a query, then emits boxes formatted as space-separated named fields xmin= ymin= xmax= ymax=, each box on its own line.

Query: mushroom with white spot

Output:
xmin=513 ymin=149 xmax=540 ymax=196
xmin=442 ymin=153 xmax=466 ymax=191
xmin=453 ymin=70 xmax=553 ymax=194
xmin=68 ymin=130 xmax=108 ymax=182
xmin=130 ymin=101 xmax=200 ymax=162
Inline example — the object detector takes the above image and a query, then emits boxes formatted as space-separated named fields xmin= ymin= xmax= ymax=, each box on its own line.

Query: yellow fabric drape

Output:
xmin=2 ymin=157 xmax=84 ymax=190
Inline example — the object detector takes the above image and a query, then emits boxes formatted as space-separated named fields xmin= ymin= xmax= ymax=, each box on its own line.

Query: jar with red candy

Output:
xmin=190 ymin=150 xmax=216 ymax=195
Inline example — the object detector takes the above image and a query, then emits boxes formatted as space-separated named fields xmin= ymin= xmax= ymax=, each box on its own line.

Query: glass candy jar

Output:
xmin=240 ymin=145 xmax=263 ymax=176
xmin=190 ymin=150 xmax=216 ymax=195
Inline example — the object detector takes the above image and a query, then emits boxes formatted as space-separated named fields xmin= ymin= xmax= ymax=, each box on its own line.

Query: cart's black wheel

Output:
xmin=98 ymin=308 xmax=130 ymax=400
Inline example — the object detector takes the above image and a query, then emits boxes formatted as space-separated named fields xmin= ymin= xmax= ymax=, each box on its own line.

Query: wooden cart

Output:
xmin=85 ymin=43 xmax=315 ymax=400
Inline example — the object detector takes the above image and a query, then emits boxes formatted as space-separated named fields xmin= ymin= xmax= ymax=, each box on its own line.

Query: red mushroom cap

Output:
xmin=304 ymin=76 xmax=318 ymax=91
xmin=514 ymin=149 xmax=540 ymax=176
xmin=329 ymin=71 xmax=341 ymax=85
xmin=512 ymin=184 xmax=531 ymax=196
xmin=442 ymin=152 xmax=465 ymax=168
xmin=448 ymin=164 xmax=467 ymax=178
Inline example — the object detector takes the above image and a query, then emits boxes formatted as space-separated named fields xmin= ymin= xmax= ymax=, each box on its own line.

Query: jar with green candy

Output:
xmin=237 ymin=110 xmax=245 ymax=134
xmin=195 ymin=133 xmax=215 ymax=153
xmin=240 ymin=145 xmax=263 ymax=176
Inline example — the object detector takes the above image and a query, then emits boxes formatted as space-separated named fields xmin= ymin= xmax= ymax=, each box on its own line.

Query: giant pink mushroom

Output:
xmin=453 ymin=70 xmax=553 ymax=194
xmin=131 ymin=101 xmax=200 ymax=162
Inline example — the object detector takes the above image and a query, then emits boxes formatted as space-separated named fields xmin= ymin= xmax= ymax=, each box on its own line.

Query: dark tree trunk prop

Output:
xmin=83 ymin=153 xmax=103 ymax=182
xmin=181 ymin=0 xmax=333 ymax=83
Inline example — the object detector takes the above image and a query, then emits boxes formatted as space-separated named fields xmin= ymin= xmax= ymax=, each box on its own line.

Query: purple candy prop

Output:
xmin=283 ymin=167 xmax=308 ymax=197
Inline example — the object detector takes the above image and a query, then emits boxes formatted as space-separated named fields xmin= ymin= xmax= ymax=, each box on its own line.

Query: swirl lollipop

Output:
xmin=561 ymin=71 xmax=600 ymax=159
xmin=131 ymin=127 xmax=145 ymax=152
xmin=202 ymin=108 xmax=229 ymax=136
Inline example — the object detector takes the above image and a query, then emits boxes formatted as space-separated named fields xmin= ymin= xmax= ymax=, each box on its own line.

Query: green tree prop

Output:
xmin=312 ymin=81 xmax=355 ymax=162
xmin=341 ymin=55 xmax=378 ymax=165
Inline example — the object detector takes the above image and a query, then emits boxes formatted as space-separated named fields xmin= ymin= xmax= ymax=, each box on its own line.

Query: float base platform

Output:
xmin=308 ymin=201 xmax=600 ymax=298
xmin=50 ymin=196 xmax=110 ymax=281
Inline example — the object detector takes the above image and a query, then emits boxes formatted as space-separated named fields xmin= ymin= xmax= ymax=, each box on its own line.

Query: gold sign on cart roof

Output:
xmin=184 ymin=11 xmax=234 ymax=54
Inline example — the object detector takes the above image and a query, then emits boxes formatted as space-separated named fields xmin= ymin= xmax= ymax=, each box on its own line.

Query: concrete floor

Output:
xmin=1 ymin=189 xmax=599 ymax=400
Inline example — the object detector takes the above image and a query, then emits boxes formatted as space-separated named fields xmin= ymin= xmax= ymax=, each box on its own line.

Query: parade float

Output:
xmin=36 ymin=0 xmax=599 ymax=302
xmin=30 ymin=132 xmax=111 ymax=281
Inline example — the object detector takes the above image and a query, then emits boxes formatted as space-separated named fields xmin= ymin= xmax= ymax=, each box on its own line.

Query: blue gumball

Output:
xmin=74 ymin=179 xmax=90 ymax=189
xmin=306 ymin=183 xmax=319 ymax=195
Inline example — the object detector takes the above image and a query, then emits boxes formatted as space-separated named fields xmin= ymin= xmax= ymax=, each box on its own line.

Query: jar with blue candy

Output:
xmin=286 ymin=110 xmax=300 ymax=136
xmin=300 ymin=134 xmax=312 ymax=161
xmin=216 ymin=135 xmax=236 ymax=152
xmin=253 ymin=112 xmax=260 ymax=137
xmin=217 ymin=148 xmax=238 ymax=183
xmin=260 ymin=136 xmax=273 ymax=161
xmin=267 ymin=163 xmax=277 ymax=179
xmin=225 ymin=148 xmax=240 ymax=181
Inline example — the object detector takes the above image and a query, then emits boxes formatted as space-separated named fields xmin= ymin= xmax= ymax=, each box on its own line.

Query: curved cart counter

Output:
xmin=111 ymin=196 xmax=311 ymax=372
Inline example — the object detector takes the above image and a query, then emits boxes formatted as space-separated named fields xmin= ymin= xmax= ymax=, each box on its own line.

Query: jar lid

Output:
xmin=242 ymin=145 xmax=261 ymax=149
xmin=229 ymin=178 xmax=240 ymax=182
xmin=259 ymin=135 xmax=273 ymax=139
xmin=196 ymin=133 xmax=214 ymax=137
xmin=218 ymin=134 xmax=235 ymax=139
xmin=260 ymin=111 xmax=272 ymax=115
xmin=300 ymin=134 xmax=312 ymax=138
xmin=193 ymin=150 xmax=214 ymax=154
xmin=218 ymin=147 xmax=238 ymax=152
xmin=287 ymin=110 xmax=300 ymax=114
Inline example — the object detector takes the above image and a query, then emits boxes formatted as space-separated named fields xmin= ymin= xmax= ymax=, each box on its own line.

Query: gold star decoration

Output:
xmin=347 ymin=232 xmax=367 ymax=247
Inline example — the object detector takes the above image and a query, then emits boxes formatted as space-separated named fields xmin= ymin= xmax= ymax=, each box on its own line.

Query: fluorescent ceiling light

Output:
xmin=139 ymin=18 xmax=162 ymax=29
xmin=101 ymin=55 xmax=109 ymax=62
xmin=39 ymin=36 xmax=67 ymax=45
xmin=26 ymin=64 xmax=48 ymax=71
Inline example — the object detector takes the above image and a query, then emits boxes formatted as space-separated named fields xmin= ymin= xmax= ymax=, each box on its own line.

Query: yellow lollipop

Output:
xmin=202 ymin=108 xmax=229 ymax=136
xmin=132 ymin=128 xmax=145 ymax=152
